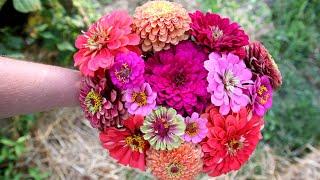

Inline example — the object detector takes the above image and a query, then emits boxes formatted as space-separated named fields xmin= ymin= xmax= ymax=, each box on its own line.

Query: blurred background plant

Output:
xmin=0 ymin=0 xmax=319 ymax=179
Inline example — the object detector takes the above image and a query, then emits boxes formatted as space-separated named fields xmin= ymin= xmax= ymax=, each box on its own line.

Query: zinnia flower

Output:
xmin=99 ymin=115 xmax=149 ymax=171
xmin=146 ymin=143 xmax=203 ymax=180
xmin=189 ymin=11 xmax=249 ymax=54
xmin=244 ymin=41 xmax=282 ymax=89
xmin=140 ymin=107 xmax=185 ymax=150
xmin=79 ymin=76 xmax=107 ymax=129
xmin=201 ymin=106 xmax=264 ymax=177
xmin=204 ymin=52 xmax=253 ymax=115
xmin=182 ymin=112 xmax=208 ymax=144
xmin=133 ymin=1 xmax=191 ymax=52
xmin=145 ymin=41 xmax=209 ymax=115
xmin=124 ymin=83 xmax=157 ymax=116
xmin=74 ymin=10 xmax=140 ymax=76
xmin=250 ymin=75 xmax=273 ymax=116
xmin=109 ymin=52 xmax=145 ymax=90
xmin=79 ymin=75 xmax=129 ymax=130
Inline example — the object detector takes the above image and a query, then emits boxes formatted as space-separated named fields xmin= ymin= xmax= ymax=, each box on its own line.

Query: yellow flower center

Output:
xmin=132 ymin=92 xmax=147 ymax=106
xmin=257 ymin=85 xmax=270 ymax=105
xmin=227 ymin=139 xmax=243 ymax=156
xmin=211 ymin=26 xmax=224 ymax=41
xmin=85 ymin=89 xmax=102 ymax=114
xmin=185 ymin=122 xmax=198 ymax=137
xmin=125 ymin=135 xmax=146 ymax=152
xmin=166 ymin=163 xmax=184 ymax=178
xmin=144 ymin=1 xmax=175 ymax=16
xmin=86 ymin=26 xmax=112 ymax=51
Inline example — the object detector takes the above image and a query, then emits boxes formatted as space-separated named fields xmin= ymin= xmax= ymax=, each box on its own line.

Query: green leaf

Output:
xmin=40 ymin=31 xmax=55 ymax=39
xmin=1 ymin=138 xmax=16 ymax=146
xmin=13 ymin=0 xmax=42 ymax=13
xmin=57 ymin=41 xmax=75 ymax=51
xmin=14 ymin=144 xmax=25 ymax=156
xmin=0 ymin=0 xmax=6 ymax=10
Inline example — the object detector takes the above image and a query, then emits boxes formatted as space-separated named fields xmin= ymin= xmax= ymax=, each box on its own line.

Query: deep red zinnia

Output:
xmin=201 ymin=106 xmax=264 ymax=177
xmin=189 ymin=11 xmax=249 ymax=57
xmin=99 ymin=115 xmax=149 ymax=171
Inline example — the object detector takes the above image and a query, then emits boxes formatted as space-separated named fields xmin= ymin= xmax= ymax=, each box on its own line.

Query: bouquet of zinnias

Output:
xmin=74 ymin=1 xmax=282 ymax=179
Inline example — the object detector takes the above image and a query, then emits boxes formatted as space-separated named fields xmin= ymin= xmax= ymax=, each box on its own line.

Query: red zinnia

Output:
xmin=201 ymin=106 xmax=264 ymax=177
xmin=189 ymin=11 xmax=249 ymax=57
xmin=99 ymin=115 xmax=149 ymax=171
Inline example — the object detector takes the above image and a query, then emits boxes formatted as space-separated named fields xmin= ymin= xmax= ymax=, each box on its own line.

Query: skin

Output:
xmin=0 ymin=57 xmax=81 ymax=118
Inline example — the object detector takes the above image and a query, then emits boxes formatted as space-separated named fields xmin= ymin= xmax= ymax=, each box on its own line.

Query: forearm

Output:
xmin=0 ymin=57 xmax=81 ymax=118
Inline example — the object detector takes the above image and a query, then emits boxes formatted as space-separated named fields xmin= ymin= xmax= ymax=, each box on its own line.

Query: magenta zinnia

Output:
xmin=189 ymin=11 xmax=249 ymax=54
xmin=204 ymin=52 xmax=253 ymax=115
xmin=109 ymin=52 xmax=145 ymax=90
xmin=145 ymin=41 xmax=209 ymax=115
xmin=74 ymin=10 xmax=140 ymax=76
xmin=250 ymin=75 xmax=273 ymax=116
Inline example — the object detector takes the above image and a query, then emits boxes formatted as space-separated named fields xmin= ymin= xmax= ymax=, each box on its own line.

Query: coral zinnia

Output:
xmin=204 ymin=52 xmax=253 ymax=115
xmin=244 ymin=41 xmax=282 ymax=89
xmin=133 ymin=1 xmax=191 ymax=52
xmin=145 ymin=41 xmax=209 ymax=116
xmin=124 ymin=83 xmax=157 ymax=116
xmin=182 ymin=112 xmax=208 ymax=144
xmin=74 ymin=10 xmax=140 ymax=76
xmin=146 ymin=143 xmax=203 ymax=180
xmin=109 ymin=52 xmax=145 ymax=90
xmin=189 ymin=11 xmax=249 ymax=54
xmin=140 ymin=107 xmax=185 ymax=150
xmin=99 ymin=115 xmax=149 ymax=171
xmin=79 ymin=75 xmax=129 ymax=130
xmin=250 ymin=75 xmax=273 ymax=116
xmin=201 ymin=106 xmax=264 ymax=177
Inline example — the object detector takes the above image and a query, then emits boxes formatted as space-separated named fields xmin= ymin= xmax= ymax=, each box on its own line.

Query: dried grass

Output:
xmin=26 ymin=107 xmax=125 ymax=180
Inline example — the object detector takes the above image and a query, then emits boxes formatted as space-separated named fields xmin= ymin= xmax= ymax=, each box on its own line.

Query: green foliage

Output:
xmin=13 ymin=0 xmax=42 ymax=13
xmin=0 ymin=114 xmax=48 ymax=179
xmin=0 ymin=28 xmax=25 ymax=59
xmin=0 ymin=0 xmax=6 ymax=10
xmin=261 ymin=0 xmax=320 ymax=157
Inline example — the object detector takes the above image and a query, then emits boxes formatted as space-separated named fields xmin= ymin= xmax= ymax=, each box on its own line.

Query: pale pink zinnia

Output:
xmin=124 ymin=83 xmax=157 ymax=116
xmin=182 ymin=112 xmax=208 ymax=144
xmin=74 ymin=10 xmax=140 ymax=76
xmin=204 ymin=52 xmax=253 ymax=115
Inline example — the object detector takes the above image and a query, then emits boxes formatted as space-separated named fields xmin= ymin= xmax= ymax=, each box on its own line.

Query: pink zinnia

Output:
xmin=204 ymin=52 xmax=253 ymax=115
xmin=250 ymin=75 xmax=273 ymax=116
xmin=124 ymin=83 xmax=157 ymax=116
xmin=189 ymin=11 xmax=249 ymax=55
xmin=145 ymin=41 xmax=209 ymax=116
xmin=74 ymin=10 xmax=140 ymax=76
xmin=109 ymin=52 xmax=145 ymax=90
xmin=182 ymin=112 xmax=208 ymax=144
